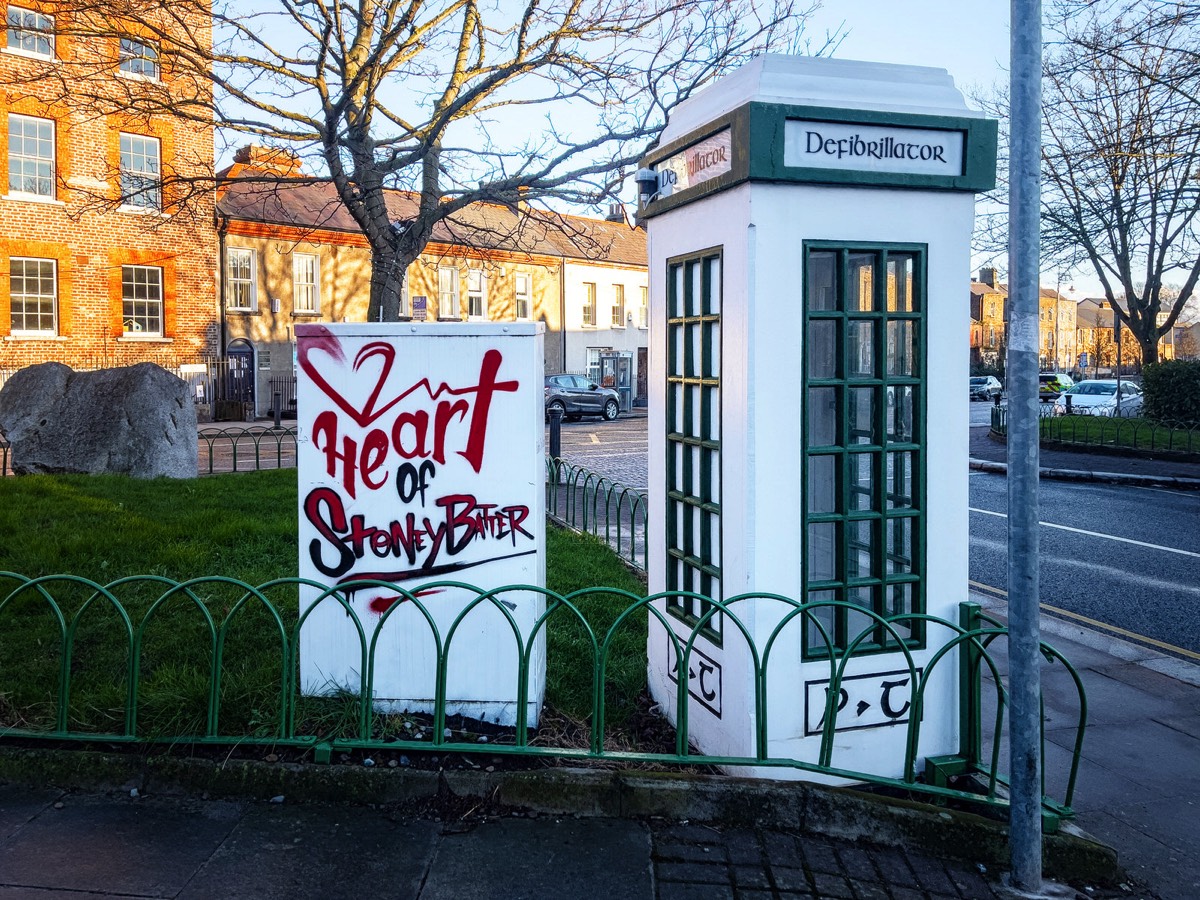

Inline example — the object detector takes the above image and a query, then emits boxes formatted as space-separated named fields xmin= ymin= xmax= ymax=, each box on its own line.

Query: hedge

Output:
xmin=1142 ymin=359 xmax=1200 ymax=427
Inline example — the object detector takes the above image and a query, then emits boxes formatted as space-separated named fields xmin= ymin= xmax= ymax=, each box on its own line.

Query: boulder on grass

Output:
xmin=0 ymin=362 xmax=198 ymax=478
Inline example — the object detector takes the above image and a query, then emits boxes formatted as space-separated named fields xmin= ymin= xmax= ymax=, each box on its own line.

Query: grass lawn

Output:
xmin=0 ymin=470 xmax=648 ymax=742
xmin=1039 ymin=415 xmax=1200 ymax=454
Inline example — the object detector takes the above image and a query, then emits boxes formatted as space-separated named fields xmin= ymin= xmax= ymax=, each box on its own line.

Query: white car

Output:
xmin=1053 ymin=379 xmax=1144 ymax=417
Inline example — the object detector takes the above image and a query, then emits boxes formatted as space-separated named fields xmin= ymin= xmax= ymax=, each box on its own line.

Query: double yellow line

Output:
xmin=969 ymin=580 xmax=1200 ymax=663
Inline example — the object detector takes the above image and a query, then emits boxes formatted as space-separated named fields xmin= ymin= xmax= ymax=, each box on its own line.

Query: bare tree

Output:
xmin=1037 ymin=1 xmax=1200 ymax=363
xmin=24 ymin=0 xmax=830 ymax=321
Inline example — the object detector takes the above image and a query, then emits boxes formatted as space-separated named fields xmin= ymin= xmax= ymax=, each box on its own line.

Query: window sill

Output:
xmin=611 ymin=324 xmax=626 ymax=330
xmin=638 ymin=325 xmax=649 ymax=331
xmin=117 ymin=335 xmax=171 ymax=343
xmin=2 ymin=194 xmax=65 ymax=206
xmin=5 ymin=333 xmax=65 ymax=341
xmin=2 ymin=47 xmax=56 ymax=63
xmin=290 ymin=311 xmax=321 ymax=317
xmin=118 ymin=204 xmax=166 ymax=216
xmin=228 ymin=309 xmax=261 ymax=316
xmin=116 ymin=69 xmax=160 ymax=84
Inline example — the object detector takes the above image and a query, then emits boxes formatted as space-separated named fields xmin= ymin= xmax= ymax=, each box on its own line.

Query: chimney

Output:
xmin=233 ymin=145 xmax=303 ymax=178
xmin=978 ymin=267 xmax=996 ymax=287
xmin=605 ymin=202 xmax=627 ymax=224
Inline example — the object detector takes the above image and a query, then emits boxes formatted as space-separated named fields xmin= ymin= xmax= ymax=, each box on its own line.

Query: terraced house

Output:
xmin=0 ymin=2 xmax=216 ymax=372
xmin=218 ymin=147 xmax=647 ymax=417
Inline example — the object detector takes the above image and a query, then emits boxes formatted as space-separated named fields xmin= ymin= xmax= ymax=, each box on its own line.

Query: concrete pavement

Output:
xmin=968 ymin=426 xmax=1200 ymax=488
xmin=0 ymin=785 xmax=1016 ymax=900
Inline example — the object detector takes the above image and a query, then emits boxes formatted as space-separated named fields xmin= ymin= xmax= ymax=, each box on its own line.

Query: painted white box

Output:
xmin=295 ymin=322 xmax=546 ymax=726
xmin=640 ymin=56 xmax=996 ymax=781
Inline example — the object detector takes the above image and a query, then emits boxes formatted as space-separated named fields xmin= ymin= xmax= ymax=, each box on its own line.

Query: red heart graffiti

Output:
xmin=297 ymin=326 xmax=407 ymax=427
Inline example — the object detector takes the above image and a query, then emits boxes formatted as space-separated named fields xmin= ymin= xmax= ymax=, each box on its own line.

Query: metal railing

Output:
xmin=991 ymin=404 xmax=1200 ymax=456
xmin=547 ymin=457 xmax=647 ymax=570
xmin=197 ymin=426 xmax=298 ymax=474
xmin=0 ymin=571 xmax=1085 ymax=826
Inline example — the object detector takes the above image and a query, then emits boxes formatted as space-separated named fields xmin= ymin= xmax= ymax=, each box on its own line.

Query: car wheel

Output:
xmin=547 ymin=400 xmax=566 ymax=419
xmin=602 ymin=399 xmax=619 ymax=421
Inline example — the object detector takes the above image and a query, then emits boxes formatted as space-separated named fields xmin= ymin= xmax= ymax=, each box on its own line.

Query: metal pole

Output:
xmin=1009 ymin=0 xmax=1044 ymax=890
xmin=548 ymin=404 xmax=563 ymax=461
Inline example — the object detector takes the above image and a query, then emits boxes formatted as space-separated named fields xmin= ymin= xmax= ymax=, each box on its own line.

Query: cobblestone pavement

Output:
xmin=551 ymin=414 xmax=649 ymax=489
xmin=649 ymin=822 xmax=1006 ymax=900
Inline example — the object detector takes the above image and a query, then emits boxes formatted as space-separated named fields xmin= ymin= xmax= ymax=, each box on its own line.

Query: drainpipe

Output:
xmin=559 ymin=258 xmax=567 ymax=372
xmin=216 ymin=211 xmax=228 ymax=359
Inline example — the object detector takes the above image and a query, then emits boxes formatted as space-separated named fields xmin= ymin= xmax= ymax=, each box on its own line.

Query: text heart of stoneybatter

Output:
xmin=298 ymin=334 xmax=535 ymax=589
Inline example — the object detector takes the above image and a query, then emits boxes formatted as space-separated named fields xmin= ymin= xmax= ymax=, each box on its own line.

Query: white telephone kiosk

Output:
xmin=639 ymin=56 xmax=997 ymax=780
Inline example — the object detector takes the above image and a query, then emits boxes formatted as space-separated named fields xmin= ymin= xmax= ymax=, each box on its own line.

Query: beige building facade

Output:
xmin=217 ymin=161 xmax=645 ymax=415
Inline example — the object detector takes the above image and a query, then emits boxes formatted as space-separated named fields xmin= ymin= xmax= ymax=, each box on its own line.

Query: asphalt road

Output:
xmin=967 ymin=469 xmax=1200 ymax=657
xmin=552 ymin=412 xmax=1200 ymax=660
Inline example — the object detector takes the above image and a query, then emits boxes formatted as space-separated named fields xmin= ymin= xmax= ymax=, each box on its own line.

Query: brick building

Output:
xmin=0 ymin=2 xmax=217 ymax=372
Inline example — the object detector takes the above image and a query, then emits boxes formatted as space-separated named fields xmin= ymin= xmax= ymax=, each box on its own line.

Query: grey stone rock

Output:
xmin=0 ymin=362 xmax=198 ymax=478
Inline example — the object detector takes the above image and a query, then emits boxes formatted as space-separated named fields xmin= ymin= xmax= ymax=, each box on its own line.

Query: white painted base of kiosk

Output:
xmin=647 ymin=616 xmax=955 ymax=785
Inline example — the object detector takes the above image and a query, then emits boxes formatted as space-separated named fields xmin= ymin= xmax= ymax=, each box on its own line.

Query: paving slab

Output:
xmin=178 ymin=803 xmax=440 ymax=900
xmin=0 ymin=784 xmax=60 ymax=842
xmin=418 ymin=817 xmax=652 ymax=900
xmin=1047 ymin=719 xmax=1200 ymax=797
xmin=1081 ymin=808 xmax=1198 ymax=900
xmin=0 ymin=795 xmax=242 ymax=898
xmin=1154 ymin=713 xmax=1200 ymax=740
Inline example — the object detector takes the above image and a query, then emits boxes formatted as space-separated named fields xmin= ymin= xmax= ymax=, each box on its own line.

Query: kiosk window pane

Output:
xmin=848 ymin=387 xmax=876 ymax=445
xmin=808 ymin=320 xmax=837 ymax=378
xmin=807 ymin=523 xmax=837 ymax=583
xmin=848 ymin=253 xmax=875 ymax=311
xmin=887 ymin=254 xmax=918 ymax=312
xmin=847 ymin=320 xmax=875 ymax=377
xmin=887 ymin=320 xmax=914 ymax=376
xmin=666 ymin=248 xmax=722 ymax=639
xmin=807 ymin=455 xmax=838 ymax=514
xmin=808 ymin=387 xmax=838 ymax=446
xmin=807 ymin=251 xmax=837 ymax=310
xmin=803 ymin=245 xmax=925 ymax=657
xmin=886 ymin=451 xmax=915 ymax=509
xmin=887 ymin=385 xmax=917 ymax=443
xmin=849 ymin=453 xmax=874 ymax=511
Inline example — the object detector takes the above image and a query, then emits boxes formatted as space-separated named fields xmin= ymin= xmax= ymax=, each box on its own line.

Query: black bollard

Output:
xmin=548 ymin=404 xmax=563 ymax=461
xmin=273 ymin=391 xmax=282 ymax=429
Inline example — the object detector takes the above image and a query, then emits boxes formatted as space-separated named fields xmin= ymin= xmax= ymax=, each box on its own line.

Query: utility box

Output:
xmin=295 ymin=322 xmax=546 ymax=727
xmin=640 ymin=56 xmax=996 ymax=779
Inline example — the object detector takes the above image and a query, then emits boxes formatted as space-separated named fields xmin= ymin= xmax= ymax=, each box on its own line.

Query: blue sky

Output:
xmin=809 ymin=1 xmax=1011 ymax=97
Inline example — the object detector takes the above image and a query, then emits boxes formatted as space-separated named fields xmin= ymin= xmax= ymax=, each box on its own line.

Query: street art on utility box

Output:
xmin=295 ymin=322 xmax=546 ymax=726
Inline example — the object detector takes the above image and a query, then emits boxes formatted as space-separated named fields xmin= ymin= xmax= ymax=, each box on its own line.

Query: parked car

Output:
xmin=970 ymin=375 xmax=1003 ymax=401
xmin=1038 ymin=372 xmax=1074 ymax=401
xmin=545 ymin=374 xmax=620 ymax=421
xmin=1052 ymin=379 xmax=1144 ymax=417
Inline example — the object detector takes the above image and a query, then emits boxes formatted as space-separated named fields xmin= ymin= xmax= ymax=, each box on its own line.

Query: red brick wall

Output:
xmin=0 ymin=3 xmax=216 ymax=371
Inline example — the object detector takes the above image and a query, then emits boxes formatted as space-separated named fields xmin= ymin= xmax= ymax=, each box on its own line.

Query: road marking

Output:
xmin=589 ymin=433 xmax=600 ymax=444
xmin=969 ymin=580 xmax=1200 ymax=662
xmin=969 ymin=507 xmax=1200 ymax=559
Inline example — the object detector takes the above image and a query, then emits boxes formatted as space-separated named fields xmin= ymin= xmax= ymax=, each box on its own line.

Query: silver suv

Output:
xmin=544 ymin=374 xmax=620 ymax=421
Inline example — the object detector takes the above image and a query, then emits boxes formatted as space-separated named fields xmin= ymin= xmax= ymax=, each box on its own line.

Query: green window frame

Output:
xmin=802 ymin=243 xmax=926 ymax=659
xmin=665 ymin=248 xmax=722 ymax=640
